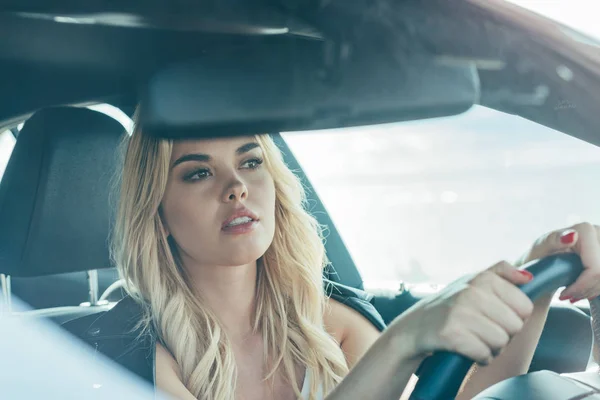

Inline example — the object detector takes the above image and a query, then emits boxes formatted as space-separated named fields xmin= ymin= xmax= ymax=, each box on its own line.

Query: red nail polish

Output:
xmin=570 ymin=298 xmax=581 ymax=304
xmin=560 ymin=231 xmax=576 ymax=244
xmin=559 ymin=294 xmax=572 ymax=301
xmin=517 ymin=270 xmax=534 ymax=280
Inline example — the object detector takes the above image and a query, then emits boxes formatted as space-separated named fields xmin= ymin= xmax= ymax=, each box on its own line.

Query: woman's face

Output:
xmin=161 ymin=136 xmax=276 ymax=269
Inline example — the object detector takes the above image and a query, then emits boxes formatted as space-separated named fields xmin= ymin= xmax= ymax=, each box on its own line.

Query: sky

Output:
xmin=508 ymin=0 xmax=599 ymax=39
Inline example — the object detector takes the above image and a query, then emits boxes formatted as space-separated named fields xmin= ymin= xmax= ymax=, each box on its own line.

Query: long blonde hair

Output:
xmin=111 ymin=121 xmax=349 ymax=399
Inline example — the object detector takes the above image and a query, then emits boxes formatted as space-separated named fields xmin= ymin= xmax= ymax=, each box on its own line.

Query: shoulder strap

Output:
xmin=62 ymin=296 xmax=147 ymax=340
xmin=324 ymin=279 xmax=387 ymax=332
xmin=62 ymin=296 xmax=156 ymax=386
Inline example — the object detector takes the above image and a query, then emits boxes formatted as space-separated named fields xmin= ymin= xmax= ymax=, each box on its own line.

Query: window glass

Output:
xmin=0 ymin=129 xmax=16 ymax=183
xmin=283 ymin=105 xmax=600 ymax=285
xmin=87 ymin=103 xmax=133 ymax=134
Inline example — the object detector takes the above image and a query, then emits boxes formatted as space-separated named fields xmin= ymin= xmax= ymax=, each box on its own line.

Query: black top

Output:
xmin=62 ymin=280 xmax=387 ymax=392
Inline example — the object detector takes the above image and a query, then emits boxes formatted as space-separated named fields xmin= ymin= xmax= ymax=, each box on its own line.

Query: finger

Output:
xmin=521 ymin=229 xmax=578 ymax=266
xmin=472 ymin=267 xmax=534 ymax=320
xmin=470 ymin=286 xmax=526 ymax=336
xmin=578 ymin=272 xmax=600 ymax=300
xmin=587 ymin=225 xmax=600 ymax=300
xmin=486 ymin=261 xmax=534 ymax=286
xmin=588 ymin=225 xmax=600 ymax=299
xmin=490 ymin=275 xmax=534 ymax=321
xmin=444 ymin=330 xmax=494 ymax=366
xmin=565 ymin=270 xmax=600 ymax=302
xmin=561 ymin=223 xmax=600 ymax=299
xmin=565 ymin=286 xmax=600 ymax=303
xmin=461 ymin=309 xmax=511 ymax=357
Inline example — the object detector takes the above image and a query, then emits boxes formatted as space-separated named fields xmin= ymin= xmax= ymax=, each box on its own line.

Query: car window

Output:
xmin=0 ymin=129 xmax=16 ymax=183
xmin=283 ymin=105 xmax=600 ymax=286
xmin=87 ymin=103 xmax=133 ymax=134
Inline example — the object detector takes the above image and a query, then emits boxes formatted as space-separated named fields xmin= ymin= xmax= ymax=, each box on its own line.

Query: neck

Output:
xmin=183 ymin=256 xmax=259 ymax=341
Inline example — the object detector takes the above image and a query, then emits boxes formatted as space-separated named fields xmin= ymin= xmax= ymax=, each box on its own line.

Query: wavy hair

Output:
xmin=111 ymin=119 xmax=349 ymax=399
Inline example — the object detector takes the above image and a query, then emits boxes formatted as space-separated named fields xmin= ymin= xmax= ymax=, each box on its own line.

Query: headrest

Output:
xmin=0 ymin=107 xmax=125 ymax=277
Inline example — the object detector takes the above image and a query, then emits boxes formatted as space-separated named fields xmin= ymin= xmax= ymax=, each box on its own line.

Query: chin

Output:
xmin=220 ymin=254 xmax=263 ymax=268
xmin=219 ymin=228 xmax=274 ymax=266
xmin=220 ymin=242 xmax=271 ymax=267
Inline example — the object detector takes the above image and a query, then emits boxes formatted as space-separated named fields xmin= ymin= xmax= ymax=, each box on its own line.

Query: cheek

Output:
xmin=161 ymin=184 xmax=215 ymax=241
xmin=256 ymin=174 xmax=277 ymax=232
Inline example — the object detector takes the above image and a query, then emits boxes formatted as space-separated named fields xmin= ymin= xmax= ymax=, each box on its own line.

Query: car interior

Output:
xmin=1 ymin=0 xmax=600 ymax=399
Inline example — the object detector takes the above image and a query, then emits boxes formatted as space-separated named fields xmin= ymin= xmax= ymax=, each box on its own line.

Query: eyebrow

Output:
xmin=171 ymin=142 xmax=261 ymax=168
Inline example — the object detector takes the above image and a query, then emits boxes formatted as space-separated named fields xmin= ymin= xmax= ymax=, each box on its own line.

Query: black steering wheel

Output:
xmin=409 ymin=253 xmax=584 ymax=400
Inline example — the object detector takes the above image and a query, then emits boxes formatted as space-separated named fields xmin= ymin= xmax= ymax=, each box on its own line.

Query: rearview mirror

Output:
xmin=140 ymin=51 xmax=479 ymax=138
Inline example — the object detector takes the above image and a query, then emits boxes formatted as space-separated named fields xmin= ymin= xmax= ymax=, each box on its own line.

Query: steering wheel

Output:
xmin=409 ymin=253 xmax=584 ymax=400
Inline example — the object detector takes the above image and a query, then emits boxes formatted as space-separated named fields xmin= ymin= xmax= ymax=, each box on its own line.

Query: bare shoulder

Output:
xmin=324 ymin=298 xmax=382 ymax=368
xmin=155 ymin=343 xmax=197 ymax=400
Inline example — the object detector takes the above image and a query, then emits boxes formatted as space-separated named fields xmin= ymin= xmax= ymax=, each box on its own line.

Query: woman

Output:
xmin=99 ymin=120 xmax=600 ymax=400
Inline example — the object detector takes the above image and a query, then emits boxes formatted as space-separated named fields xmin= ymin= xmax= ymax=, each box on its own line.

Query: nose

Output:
xmin=222 ymin=177 xmax=248 ymax=203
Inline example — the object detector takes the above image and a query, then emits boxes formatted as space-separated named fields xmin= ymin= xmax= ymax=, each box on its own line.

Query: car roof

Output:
xmin=1 ymin=0 xmax=600 ymax=147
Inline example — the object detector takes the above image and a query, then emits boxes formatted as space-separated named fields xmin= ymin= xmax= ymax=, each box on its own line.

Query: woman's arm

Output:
xmin=325 ymin=261 xmax=535 ymax=400
xmin=455 ymin=224 xmax=600 ymax=398
xmin=328 ymin=291 xmax=551 ymax=400
xmin=324 ymin=299 xmax=424 ymax=400
xmin=456 ymin=293 xmax=552 ymax=399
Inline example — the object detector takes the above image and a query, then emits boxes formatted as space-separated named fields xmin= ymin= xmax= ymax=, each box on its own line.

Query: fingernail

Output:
xmin=560 ymin=230 xmax=576 ymax=245
xmin=559 ymin=294 xmax=572 ymax=301
xmin=517 ymin=270 xmax=534 ymax=280
xmin=570 ymin=297 xmax=581 ymax=304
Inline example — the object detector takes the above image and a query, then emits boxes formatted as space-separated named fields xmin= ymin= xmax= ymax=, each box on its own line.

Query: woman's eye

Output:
xmin=184 ymin=168 xmax=212 ymax=181
xmin=242 ymin=158 xmax=264 ymax=169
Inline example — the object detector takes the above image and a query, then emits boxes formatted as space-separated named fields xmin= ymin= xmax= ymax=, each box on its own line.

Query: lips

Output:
xmin=222 ymin=207 xmax=259 ymax=230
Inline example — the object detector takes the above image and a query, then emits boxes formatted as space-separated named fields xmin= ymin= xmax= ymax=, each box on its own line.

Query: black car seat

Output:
xmin=0 ymin=106 xmax=125 ymax=323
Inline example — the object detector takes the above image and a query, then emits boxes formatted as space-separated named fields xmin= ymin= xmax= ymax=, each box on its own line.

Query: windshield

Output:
xmin=283 ymin=105 xmax=600 ymax=286
xmin=282 ymin=1 xmax=600 ymax=288
xmin=509 ymin=0 xmax=600 ymax=40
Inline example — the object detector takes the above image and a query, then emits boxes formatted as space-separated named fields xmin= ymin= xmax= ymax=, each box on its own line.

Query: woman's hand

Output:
xmin=392 ymin=262 xmax=534 ymax=365
xmin=517 ymin=223 xmax=600 ymax=302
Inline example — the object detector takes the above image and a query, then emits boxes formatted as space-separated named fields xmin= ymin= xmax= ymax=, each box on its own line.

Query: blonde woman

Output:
xmin=65 ymin=121 xmax=600 ymax=400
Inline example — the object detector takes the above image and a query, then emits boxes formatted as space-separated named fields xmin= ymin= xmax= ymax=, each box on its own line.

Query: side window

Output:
xmin=87 ymin=103 xmax=133 ymax=134
xmin=283 ymin=105 xmax=600 ymax=285
xmin=0 ymin=129 xmax=16 ymax=183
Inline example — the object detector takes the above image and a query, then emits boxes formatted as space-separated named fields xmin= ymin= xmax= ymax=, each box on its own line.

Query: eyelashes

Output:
xmin=183 ymin=168 xmax=211 ymax=182
xmin=242 ymin=157 xmax=263 ymax=169
xmin=183 ymin=157 xmax=264 ymax=182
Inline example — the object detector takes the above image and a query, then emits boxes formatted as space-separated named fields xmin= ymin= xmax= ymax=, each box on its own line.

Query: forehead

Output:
xmin=170 ymin=136 xmax=260 ymax=160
